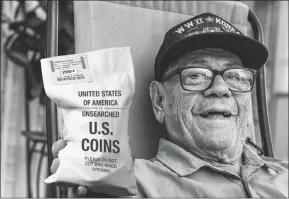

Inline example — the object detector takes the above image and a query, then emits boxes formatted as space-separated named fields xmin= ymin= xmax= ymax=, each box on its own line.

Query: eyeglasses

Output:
xmin=161 ymin=67 xmax=258 ymax=92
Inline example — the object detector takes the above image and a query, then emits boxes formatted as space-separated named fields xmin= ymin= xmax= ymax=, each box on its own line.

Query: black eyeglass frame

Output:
xmin=161 ymin=67 xmax=258 ymax=93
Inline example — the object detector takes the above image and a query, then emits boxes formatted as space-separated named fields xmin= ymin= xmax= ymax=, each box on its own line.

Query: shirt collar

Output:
xmin=242 ymin=144 xmax=278 ymax=172
xmin=155 ymin=138 xmax=278 ymax=177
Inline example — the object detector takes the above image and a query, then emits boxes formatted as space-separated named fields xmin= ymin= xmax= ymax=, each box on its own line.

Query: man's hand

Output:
xmin=51 ymin=139 xmax=88 ymax=198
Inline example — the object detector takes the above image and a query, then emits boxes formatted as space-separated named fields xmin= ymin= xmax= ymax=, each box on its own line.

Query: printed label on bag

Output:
xmin=78 ymin=89 xmax=125 ymax=173
xmin=49 ymin=54 xmax=92 ymax=85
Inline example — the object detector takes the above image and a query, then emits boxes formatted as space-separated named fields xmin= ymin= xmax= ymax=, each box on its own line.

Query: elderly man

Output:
xmin=50 ymin=13 xmax=288 ymax=197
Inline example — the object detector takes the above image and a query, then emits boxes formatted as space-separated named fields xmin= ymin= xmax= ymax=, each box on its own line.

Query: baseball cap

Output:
xmin=154 ymin=12 xmax=268 ymax=81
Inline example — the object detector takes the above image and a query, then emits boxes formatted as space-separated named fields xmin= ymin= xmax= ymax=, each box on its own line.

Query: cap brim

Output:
xmin=158 ymin=32 xmax=268 ymax=79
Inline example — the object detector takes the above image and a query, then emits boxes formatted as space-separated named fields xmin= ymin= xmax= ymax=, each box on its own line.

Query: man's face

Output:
xmin=153 ymin=48 xmax=252 ymax=163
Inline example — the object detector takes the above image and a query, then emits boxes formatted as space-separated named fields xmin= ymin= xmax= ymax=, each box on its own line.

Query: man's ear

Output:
xmin=149 ymin=81 xmax=165 ymax=124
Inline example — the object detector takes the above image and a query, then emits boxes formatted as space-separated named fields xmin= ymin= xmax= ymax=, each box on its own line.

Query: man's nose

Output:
xmin=203 ymin=75 xmax=232 ymax=97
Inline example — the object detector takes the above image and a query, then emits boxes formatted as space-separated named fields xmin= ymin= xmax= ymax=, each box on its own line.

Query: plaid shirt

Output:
xmin=134 ymin=138 xmax=288 ymax=197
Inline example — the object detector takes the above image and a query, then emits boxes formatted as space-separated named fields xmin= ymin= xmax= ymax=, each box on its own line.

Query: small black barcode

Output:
xmin=57 ymin=75 xmax=85 ymax=81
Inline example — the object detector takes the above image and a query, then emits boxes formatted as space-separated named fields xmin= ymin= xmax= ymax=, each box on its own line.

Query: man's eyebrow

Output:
xmin=224 ymin=59 xmax=244 ymax=67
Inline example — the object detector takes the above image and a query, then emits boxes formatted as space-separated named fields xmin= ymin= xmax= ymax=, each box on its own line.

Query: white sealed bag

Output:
xmin=41 ymin=47 xmax=137 ymax=196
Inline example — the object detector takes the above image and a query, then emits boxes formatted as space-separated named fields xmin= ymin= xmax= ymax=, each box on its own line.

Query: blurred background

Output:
xmin=0 ymin=0 xmax=288 ymax=198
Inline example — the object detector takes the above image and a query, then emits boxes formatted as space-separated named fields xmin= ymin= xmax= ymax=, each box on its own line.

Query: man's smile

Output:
xmin=193 ymin=107 xmax=237 ymax=121
xmin=200 ymin=112 xmax=232 ymax=120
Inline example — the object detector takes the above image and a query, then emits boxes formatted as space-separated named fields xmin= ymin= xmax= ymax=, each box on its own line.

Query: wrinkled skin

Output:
xmin=150 ymin=48 xmax=252 ymax=165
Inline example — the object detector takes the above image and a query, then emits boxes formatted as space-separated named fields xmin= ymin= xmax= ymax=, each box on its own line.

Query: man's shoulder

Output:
xmin=133 ymin=158 xmax=178 ymax=197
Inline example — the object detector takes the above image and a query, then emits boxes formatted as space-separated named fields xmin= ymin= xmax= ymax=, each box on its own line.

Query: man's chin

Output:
xmin=194 ymin=138 xmax=240 ymax=162
xmin=192 ymin=116 xmax=238 ymax=151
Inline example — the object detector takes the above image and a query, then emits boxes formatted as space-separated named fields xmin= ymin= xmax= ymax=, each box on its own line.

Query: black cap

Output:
xmin=154 ymin=13 xmax=268 ymax=81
